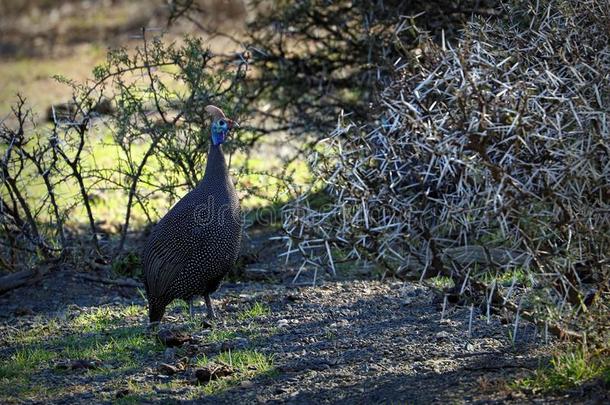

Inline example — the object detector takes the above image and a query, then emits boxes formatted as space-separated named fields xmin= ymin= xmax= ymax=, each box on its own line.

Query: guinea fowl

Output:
xmin=142 ymin=105 xmax=242 ymax=326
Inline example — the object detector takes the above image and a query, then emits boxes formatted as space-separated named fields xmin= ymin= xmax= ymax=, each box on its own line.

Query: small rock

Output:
xmin=221 ymin=337 xmax=249 ymax=351
xmin=240 ymin=380 xmax=254 ymax=388
xmin=436 ymin=331 xmax=451 ymax=339
xmin=56 ymin=359 xmax=102 ymax=371
xmin=157 ymin=329 xmax=191 ymax=347
xmin=329 ymin=319 xmax=349 ymax=328
xmin=277 ymin=319 xmax=289 ymax=327
xmin=14 ymin=306 xmax=34 ymax=316
xmin=440 ymin=319 xmax=452 ymax=325
xmin=465 ymin=343 xmax=475 ymax=351
xmin=195 ymin=363 xmax=234 ymax=383
xmin=164 ymin=348 xmax=176 ymax=362
xmin=158 ymin=363 xmax=180 ymax=376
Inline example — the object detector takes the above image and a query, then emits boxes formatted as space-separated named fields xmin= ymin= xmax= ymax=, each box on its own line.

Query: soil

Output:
xmin=1 ymin=255 xmax=607 ymax=404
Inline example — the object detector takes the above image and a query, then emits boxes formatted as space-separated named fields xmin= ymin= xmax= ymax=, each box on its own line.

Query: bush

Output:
xmin=0 ymin=32 xmax=248 ymax=268
xmin=282 ymin=0 xmax=610 ymax=344
xmin=170 ymin=0 xmax=501 ymax=143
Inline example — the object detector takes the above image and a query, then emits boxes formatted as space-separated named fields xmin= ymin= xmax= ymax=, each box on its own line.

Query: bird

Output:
xmin=142 ymin=105 xmax=242 ymax=326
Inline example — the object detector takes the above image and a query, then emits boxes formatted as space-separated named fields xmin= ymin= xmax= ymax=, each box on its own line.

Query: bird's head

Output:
xmin=205 ymin=105 xmax=238 ymax=146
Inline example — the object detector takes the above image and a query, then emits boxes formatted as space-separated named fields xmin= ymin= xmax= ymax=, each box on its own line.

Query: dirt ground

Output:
xmin=1 ymin=261 xmax=606 ymax=404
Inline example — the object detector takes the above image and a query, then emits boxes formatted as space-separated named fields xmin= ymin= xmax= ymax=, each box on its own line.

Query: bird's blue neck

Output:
xmin=203 ymin=144 xmax=229 ymax=181
xmin=212 ymin=133 xmax=224 ymax=146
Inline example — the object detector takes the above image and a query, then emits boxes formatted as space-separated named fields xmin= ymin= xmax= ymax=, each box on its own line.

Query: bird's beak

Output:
xmin=228 ymin=119 xmax=240 ymax=129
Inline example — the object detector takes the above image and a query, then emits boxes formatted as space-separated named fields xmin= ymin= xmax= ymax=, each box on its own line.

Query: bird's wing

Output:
xmin=143 ymin=210 xmax=193 ymax=299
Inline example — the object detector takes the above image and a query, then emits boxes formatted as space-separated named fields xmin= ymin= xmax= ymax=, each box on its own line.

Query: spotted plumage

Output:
xmin=142 ymin=105 xmax=242 ymax=325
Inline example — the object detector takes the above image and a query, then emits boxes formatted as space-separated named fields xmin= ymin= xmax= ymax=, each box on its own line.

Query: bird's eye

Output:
xmin=219 ymin=120 xmax=227 ymax=127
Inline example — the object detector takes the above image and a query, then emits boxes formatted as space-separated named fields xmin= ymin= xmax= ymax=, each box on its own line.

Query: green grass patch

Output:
xmin=217 ymin=349 xmax=274 ymax=372
xmin=193 ymin=349 xmax=276 ymax=396
xmin=120 ymin=349 xmax=277 ymax=400
xmin=514 ymin=346 xmax=610 ymax=392
xmin=8 ymin=319 xmax=62 ymax=346
xmin=0 ymin=347 xmax=57 ymax=379
xmin=0 ymin=303 xmax=155 ymax=401
xmin=0 ymin=347 xmax=59 ymax=400
xmin=206 ymin=329 xmax=238 ymax=344
xmin=237 ymin=302 xmax=271 ymax=321
xmin=0 ymin=296 xmax=281 ymax=402
xmin=71 ymin=305 xmax=146 ymax=333
xmin=426 ymin=275 xmax=455 ymax=289
xmin=61 ymin=326 xmax=160 ymax=370
xmin=482 ymin=267 xmax=532 ymax=287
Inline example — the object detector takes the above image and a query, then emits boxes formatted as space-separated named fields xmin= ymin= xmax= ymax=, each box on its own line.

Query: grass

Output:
xmin=482 ymin=267 xmax=532 ymax=287
xmin=0 ymin=347 xmax=57 ymax=379
xmin=0 ymin=298 xmax=281 ymax=403
xmin=514 ymin=346 xmax=610 ymax=393
xmin=237 ymin=302 xmax=271 ymax=321
xmin=192 ymin=349 xmax=276 ymax=396
xmin=71 ymin=305 xmax=146 ymax=333
xmin=0 ymin=46 xmax=107 ymax=118
xmin=0 ymin=304 xmax=159 ymax=403
xmin=206 ymin=329 xmax=238 ymax=343
xmin=426 ymin=275 xmax=455 ymax=289
xmin=10 ymin=319 xmax=62 ymax=345
xmin=113 ymin=348 xmax=276 ymax=402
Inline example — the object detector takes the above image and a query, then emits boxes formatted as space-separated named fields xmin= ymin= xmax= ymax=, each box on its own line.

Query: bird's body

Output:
xmin=142 ymin=106 xmax=241 ymax=324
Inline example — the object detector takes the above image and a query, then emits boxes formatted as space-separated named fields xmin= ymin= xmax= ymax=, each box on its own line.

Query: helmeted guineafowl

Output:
xmin=142 ymin=105 xmax=242 ymax=325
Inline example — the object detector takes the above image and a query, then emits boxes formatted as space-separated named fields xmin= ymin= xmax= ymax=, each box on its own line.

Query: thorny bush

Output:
xmin=282 ymin=0 xmax=610 ymax=345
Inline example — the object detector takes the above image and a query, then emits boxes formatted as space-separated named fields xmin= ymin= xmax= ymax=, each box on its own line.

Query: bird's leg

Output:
xmin=189 ymin=297 xmax=194 ymax=320
xmin=147 ymin=321 xmax=159 ymax=333
xmin=204 ymin=294 xmax=216 ymax=319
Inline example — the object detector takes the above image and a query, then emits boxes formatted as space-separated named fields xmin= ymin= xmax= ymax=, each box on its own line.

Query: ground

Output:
xmin=1 ymin=263 xmax=606 ymax=404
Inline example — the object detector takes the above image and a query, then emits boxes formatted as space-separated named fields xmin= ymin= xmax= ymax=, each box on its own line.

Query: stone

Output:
xmin=195 ymin=363 xmax=234 ymax=383
xmin=164 ymin=348 xmax=176 ymax=362
xmin=157 ymin=329 xmax=191 ymax=347
xmin=158 ymin=363 xmax=180 ymax=376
